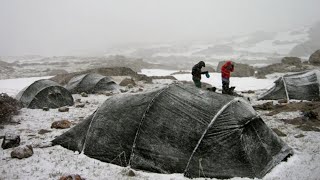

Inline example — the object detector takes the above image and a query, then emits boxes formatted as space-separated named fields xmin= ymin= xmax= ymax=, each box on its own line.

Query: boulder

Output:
xmin=127 ymin=84 xmax=134 ymax=89
xmin=43 ymin=107 xmax=49 ymax=111
xmin=80 ymin=92 xmax=88 ymax=97
xmin=58 ymin=107 xmax=69 ymax=112
xmin=75 ymin=103 xmax=85 ymax=108
xmin=281 ymin=57 xmax=301 ymax=65
xmin=51 ymin=120 xmax=71 ymax=129
xmin=59 ymin=174 xmax=84 ymax=180
xmin=1 ymin=132 xmax=20 ymax=149
xmin=253 ymin=102 xmax=274 ymax=110
xmin=11 ymin=145 xmax=33 ymax=159
xmin=105 ymin=91 xmax=113 ymax=96
xmin=309 ymin=50 xmax=320 ymax=65
xmin=217 ymin=61 xmax=255 ymax=77
xmin=119 ymin=78 xmax=136 ymax=86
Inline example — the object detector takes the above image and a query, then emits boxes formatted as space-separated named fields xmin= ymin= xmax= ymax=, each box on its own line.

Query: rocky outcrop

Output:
xmin=281 ymin=57 xmax=301 ymax=65
xmin=309 ymin=50 xmax=320 ymax=65
xmin=217 ymin=61 xmax=255 ymax=77
xmin=50 ymin=67 xmax=152 ymax=85
xmin=255 ymin=61 xmax=310 ymax=78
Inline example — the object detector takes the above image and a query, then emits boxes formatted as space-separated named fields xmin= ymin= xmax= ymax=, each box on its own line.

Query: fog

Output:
xmin=1 ymin=0 xmax=320 ymax=56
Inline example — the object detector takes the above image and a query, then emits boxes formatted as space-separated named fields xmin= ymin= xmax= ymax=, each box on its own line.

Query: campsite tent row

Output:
xmin=16 ymin=73 xmax=119 ymax=109
xmin=52 ymin=84 xmax=293 ymax=179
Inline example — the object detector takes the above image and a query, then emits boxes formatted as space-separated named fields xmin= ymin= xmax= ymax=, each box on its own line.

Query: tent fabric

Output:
xmin=259 ymin=70 xmax=320 ymax=101
xmin=66 ymin=73 xmax=119 ymax=94
xmin=16 ymin=79 xmax=74 ymax=109
xmin=52 ymin=83 xmax=292 ymax=178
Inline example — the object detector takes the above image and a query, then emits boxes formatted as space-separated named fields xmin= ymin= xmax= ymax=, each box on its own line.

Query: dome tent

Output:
xmin=52 ymin=84 xmax=292 ymax=179
xmin=16 ymin=79 xmax=74 ymax=109
xmin=259 ymin=70 xmax=320 ymax=101
xmin=66 ymin=73 xmax=119 ymax=94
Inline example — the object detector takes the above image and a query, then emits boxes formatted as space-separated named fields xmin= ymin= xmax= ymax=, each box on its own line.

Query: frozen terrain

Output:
xmin=0 ymin=71 xmax=320 ymax=180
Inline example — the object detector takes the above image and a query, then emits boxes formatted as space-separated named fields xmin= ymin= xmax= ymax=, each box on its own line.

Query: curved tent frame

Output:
xmin=66 ymin=73 xmax=119 ymax=94
xmin=53 ymin=84 xmax=292 ymax=178
xmin=16 ymin=79 xmax=74 ymax=109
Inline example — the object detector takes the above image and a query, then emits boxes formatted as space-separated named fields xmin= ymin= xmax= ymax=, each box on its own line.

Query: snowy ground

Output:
xmin=0 ymin=71 xmax=320 ymax=180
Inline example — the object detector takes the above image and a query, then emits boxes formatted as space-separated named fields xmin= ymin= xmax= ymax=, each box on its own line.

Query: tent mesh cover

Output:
xmin=66 ymin=73 xmax=119 ymax=94
xmin=259 ymin=70 xmax=320 ymax=101
xmin=53 ymin=83 xmax=292 ymax=178
xmin=16 ymin=79 xmax=74 ymax=109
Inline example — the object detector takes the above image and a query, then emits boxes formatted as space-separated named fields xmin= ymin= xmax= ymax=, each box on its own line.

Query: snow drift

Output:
xmin=53 ymin=83 xmax=292 ymax=178
xmin=259 ymin=70 xmax=320 ymax=101
xmin=66 ymin=73 xmax=119 ymax=94
xmin=16 ymin=79 xmax=74 ymax=109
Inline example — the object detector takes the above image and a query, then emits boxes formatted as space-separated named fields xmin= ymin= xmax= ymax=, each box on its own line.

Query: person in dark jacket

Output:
xmin=221 ymin=61 xmax=234 ymax=94
xmin=192 ymin=61 xmax=209 ymax=88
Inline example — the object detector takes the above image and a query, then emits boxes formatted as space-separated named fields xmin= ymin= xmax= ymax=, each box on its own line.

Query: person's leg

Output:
xmin=222 ymin=80 xmax=229 ymax=94
xmin=193 ymin=78 xmax=202 ymax=88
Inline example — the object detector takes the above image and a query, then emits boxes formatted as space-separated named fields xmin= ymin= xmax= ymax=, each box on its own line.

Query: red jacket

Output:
xmin=221 ymin=61 xmax=234 ymax=79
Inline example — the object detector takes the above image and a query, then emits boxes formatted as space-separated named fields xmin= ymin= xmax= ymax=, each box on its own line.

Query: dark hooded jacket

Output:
xmin=192 ymin=61 xmax=208 ymax=80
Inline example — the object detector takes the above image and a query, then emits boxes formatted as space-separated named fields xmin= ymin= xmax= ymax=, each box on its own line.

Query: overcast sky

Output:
xmin=1 ymin=0 xmax=320 ymax=56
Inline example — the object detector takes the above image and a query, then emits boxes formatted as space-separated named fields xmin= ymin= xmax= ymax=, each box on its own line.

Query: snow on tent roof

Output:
xmin=259 ymin=70 xmax=320 ymax=101
xmin=52 ymin=83 xmax=292 ymax=179
xmin=66 ymin=73 xmax=119 ymax=94
xmin=16 ymin=79 xmax=74 ymax=109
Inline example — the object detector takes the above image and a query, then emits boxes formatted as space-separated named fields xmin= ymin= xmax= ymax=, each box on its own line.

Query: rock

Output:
xmin=120 ymin=89 xmax=128 ymax=93
xmin=298 ymin=125 xmax=320 ymax=132
xmin=75 ymin=99 xmax=81 ymax=103
xmin=138 ymin=88 xmax=144 ymax=92
xmin=309 ymin=50 xmax=320 ymax=65
xmin=217 ymin=61 xmax=255 ymax=77
xmin=59 ymin=174 xmax=84 ymax=180
xmin=119 ymin=78 xmax=136 ymax=86
xmin=105 ymin=91 xmax=113 ymax=96
xmin=127 ymin=84 xmax=134 ymax=89
xmin=272 ymin=128 xmax=287 ymax=137
xmin=38 ymin=129 xmax=52 ymax=135
xmin=43 ymin=107 xmax=49 ymax=111
xmin=51 ymin=120 xmax=71 ymax=129
xmin=281 ymin=57 xmax=301 ymax=65
xmin=241 ymin=90 xmax=255 ymax=94
xmin=58 ymin=107 xmax=69 ymax=112
xmin=253 ymin=102 xmax=274 ymax=110
xmin=127 ymin=169 xmax=135 ymax=177
xmin=11 ymin=145 xmax=33 ymax=159
xmin=1 ymin=132 xmax=20 ymax=149
xmin=80 ymin=92 xmax=88 ymax=97
xmin=278 ymin=99 xmax=288 ymax=104
xmin=294 ymin=134 xmax=305 ymax=138
xmin=75 ymin=103 xmax=85 ymax=108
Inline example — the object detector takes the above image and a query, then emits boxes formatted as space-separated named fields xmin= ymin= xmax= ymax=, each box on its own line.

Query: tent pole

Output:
xmin=282 ymin=76 xmax=290 ymax=102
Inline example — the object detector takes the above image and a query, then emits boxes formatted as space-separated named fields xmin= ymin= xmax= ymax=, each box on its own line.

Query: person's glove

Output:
xmin=206 ymin=72 xmax=210 ymax=78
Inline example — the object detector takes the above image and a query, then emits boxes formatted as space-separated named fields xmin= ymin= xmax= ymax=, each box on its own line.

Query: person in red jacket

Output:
xmin=221 ymin=61 xmax=234 ymax=94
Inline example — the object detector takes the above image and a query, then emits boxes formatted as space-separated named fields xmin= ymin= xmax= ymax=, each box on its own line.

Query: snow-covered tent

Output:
xmin=53 ymin=84 xmax=292 ymax=179
xmin=16 ymin=79 xmax=74 ymax=109
xmin=259 ymin=70 xmax=320 ymax=101
xmin=66 ymin=73 xmax=119 ymax=94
